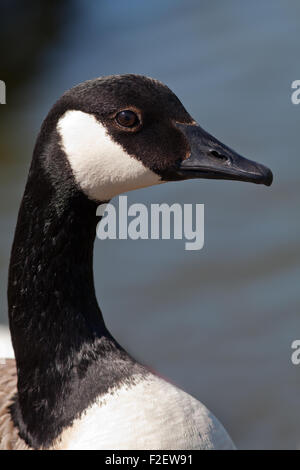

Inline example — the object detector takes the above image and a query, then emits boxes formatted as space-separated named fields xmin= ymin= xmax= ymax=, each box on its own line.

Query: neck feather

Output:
xmin=8 ymin=135 xmax=145 ymax=449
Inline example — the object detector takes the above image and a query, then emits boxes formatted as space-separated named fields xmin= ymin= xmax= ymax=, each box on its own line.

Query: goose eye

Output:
xmin=116 ymin=110 xmax=139 ymax=128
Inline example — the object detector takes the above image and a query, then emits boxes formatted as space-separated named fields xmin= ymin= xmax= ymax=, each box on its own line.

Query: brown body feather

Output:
xmin=0 ymin=359 xmax=30 ymax=450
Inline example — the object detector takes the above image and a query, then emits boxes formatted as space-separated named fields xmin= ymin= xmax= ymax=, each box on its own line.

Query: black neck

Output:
xmin=8 ymin=158 xmax=107 ymax=354
xmin=8 ymin=135 xmax=144 ymax=449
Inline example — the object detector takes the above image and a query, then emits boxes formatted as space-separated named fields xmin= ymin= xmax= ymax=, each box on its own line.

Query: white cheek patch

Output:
xmin=57 ymin=110 xmax=161 ymax=201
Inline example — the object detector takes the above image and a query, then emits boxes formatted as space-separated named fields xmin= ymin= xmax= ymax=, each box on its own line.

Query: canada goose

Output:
xmin=0 ymin=74 xmax=272 ymax=450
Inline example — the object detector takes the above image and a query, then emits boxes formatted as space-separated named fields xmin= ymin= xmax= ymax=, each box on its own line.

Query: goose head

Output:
xmin=55 ymin=74 xmax=272 ymax=202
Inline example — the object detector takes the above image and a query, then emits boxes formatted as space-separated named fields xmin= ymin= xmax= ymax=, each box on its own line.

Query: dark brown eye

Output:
xmin=116 ymin=110 xmax=139 ymax=128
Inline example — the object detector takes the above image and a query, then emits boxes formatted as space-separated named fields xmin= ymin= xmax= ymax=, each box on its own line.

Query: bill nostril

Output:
xmin=209 ymin=149 xmax=228 ymax=162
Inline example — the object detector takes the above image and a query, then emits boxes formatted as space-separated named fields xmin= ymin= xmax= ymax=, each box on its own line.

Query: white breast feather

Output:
xmin=53 ymin=374 xmax=235 ymax=450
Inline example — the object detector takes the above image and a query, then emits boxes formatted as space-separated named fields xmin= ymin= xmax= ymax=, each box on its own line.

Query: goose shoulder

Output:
xmin=0 ymin=359 xmax=30 ymax=450
xmin=53 ymin=373 xmax=235 ymax=450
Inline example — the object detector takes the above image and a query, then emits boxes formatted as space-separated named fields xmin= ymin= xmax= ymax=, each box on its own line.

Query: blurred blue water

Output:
xmin=0 ymin=0 xmax=299 ymax=449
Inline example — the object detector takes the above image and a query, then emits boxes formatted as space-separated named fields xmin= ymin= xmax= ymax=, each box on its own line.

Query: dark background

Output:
xmin=0 ymin=0 xmax=299 ymax=449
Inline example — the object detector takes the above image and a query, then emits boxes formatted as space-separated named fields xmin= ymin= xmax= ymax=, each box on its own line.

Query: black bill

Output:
xmin=170 ymin=123 xmax=273 ymax=186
